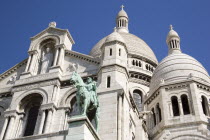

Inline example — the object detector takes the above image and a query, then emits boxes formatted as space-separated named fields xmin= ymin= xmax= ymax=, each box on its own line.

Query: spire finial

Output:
xmin=121 ymin=5 xmax=124 ymax=10
xmin=170 ymin=25 xmax=173 ymax=30
xmin=49 ymin=21 xmax=56 ymax=28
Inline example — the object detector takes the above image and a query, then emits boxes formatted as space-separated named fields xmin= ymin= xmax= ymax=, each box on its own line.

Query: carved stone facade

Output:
xmin=0 ymin=6 xmax=209 ymax=140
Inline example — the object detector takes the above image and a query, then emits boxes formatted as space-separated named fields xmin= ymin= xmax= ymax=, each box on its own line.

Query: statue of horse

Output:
xmin=70 ymin=71 xmax=99 ymax=131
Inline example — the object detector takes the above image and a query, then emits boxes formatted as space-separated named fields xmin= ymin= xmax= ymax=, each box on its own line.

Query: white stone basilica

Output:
xmin=0 ymin=6 xmax=209 ymax=140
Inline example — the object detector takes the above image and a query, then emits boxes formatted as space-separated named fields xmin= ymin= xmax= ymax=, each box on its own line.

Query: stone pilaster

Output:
xmin=20 ymin=50 xmax=38 ymax=79
xmin=4 ymin=115 xmax=15 ymax=139
xmin=0 ymin=117 xmax=9 ymax=140
xmin=44 ymin=109 xmax=53 ymax=133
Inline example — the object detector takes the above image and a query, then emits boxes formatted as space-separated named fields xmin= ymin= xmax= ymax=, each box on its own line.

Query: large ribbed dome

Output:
xmin=150 ymin=53 xmax=210 ymax=91
xmin=89 ymin=32 xmax=158 ymax=64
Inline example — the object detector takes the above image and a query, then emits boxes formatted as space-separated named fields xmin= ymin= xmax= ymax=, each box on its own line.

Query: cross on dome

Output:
xmin=121 ymin=5 xmax=124 ymax=10
xmin=169 ymin=25 xmax=173 ymax=30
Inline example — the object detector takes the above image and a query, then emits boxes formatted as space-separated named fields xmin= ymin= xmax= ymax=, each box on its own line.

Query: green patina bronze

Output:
xmin=70 ymin=71 xmax=99 ymax=131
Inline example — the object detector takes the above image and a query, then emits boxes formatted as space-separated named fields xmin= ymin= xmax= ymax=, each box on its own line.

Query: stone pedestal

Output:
xmin=66 ymin=115 xmax=100 ymax=140
xmin=19 ymin=72 xmax=32 ymax=79
xmin=49 ymin=66 xmax=62 ymax=73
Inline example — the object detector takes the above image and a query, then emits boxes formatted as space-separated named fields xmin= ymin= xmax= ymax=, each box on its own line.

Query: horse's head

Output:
xmin=70 ymin=71 xmax=84 ymax=87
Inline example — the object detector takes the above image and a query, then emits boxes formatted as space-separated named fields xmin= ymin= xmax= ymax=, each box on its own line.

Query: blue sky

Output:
xmin=0 ymin=0 xmax=210 ymax=73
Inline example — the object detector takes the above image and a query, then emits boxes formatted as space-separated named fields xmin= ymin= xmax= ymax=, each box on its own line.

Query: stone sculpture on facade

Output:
xmin=40 ymin=47 xmax=53 ymax=74
xmin=70 ymin=71 xmax=99 ymax=131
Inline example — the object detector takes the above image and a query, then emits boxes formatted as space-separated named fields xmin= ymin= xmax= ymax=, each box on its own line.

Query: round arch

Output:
xmin=12 ymin=88 xmax=48 ymax=111
xmin=129 ymin=86 xmax=146 ymax=96
xmin=171 ymin=134 xmax=208 ymax=140
xmin=59 ymin=87 xmax=77 ymax=108
xmin=199 ymin=92 xmax=210 ymax=98
xmin=130 ymin=87 xmax=146 ymax=112
xmin=169 ymin=93 xmax=179 ymax=99
xmin=31 ymin=35 xmax=60 ymax=51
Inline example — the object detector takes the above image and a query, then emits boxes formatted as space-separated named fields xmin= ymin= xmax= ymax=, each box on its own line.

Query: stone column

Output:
xmin=0 ymin=117 xmax=9 ymax=140
xmin=57 ymin=46 xmax=64 ymax=66
xmin=168 ymin=102 xmax=173 ymax=117
xmin=62 ymin=109 xmax=69 ymax=130
xmin=38 ymin=110 xmax=46 ymax=134
xmin=53 ymin=48 xmax=59 ymax=66
xmin=28 ymin=50 xmax=38 ymax=74
xmin=52 ymin=85 xmax=58 ymax=102
xmin=24 ymin=55 xmax=32 ymax=72
xmin=189 ymin=83 xmax=203 ymax=117
xmin=44 ymin=109 xmax=53 ymax=133
xmin=117 ymin=93 xmax=122 ymax=140
xmin=178 ymin=99 xmax=184 ymax=115
xmin=14 ymin=115 xmax=24 ymax=138
xmin=188 ymin=98 xmax=193 ymax=114
xmin=4 ymin=116 xmax=15 ymax=139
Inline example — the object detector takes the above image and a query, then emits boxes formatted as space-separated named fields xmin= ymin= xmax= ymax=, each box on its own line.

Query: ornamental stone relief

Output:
xmin=15 ymin=72 xmax=59 ymax=86
xmin=12 ymin=80 xmax=59 ymax=92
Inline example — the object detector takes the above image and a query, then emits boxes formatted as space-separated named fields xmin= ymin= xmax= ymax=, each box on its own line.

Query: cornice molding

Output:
xmin=0 ymin=58 xmax=27 ymax=81
xmin=15 ymin=72 xmax=60 ymax=87
xmin=12 ymin=79 xmax=59 ymax=92
xmin=65 ymin=50 xmax=100 ymax=65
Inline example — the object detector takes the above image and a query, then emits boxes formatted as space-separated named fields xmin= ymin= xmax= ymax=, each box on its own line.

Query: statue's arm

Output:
xmin=93 ymin=82 xmax=97 ymax=91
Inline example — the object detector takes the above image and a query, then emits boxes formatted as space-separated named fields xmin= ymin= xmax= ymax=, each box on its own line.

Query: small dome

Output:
xmin=117 ymin=9 xmax=128 ymax=18
xmin=150 ymin=53 xmax=210 ymax=91
xmin=166 ymin=25 xmax=180 ymax=43
xmin=105 ymin=31 xmax=125 ymax=43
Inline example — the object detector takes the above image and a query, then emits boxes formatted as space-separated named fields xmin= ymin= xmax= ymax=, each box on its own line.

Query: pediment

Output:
xmin=30 ymin=27 xmax=75 ymax=44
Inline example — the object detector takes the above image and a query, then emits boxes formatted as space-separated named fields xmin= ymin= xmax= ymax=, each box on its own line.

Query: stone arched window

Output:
xmin=156 ymin=103 xmax=162 ymax=123
xmin=136 ymin=60 xmax=138 ymax=66
xmin=119 ymin=48 xmax=121 ymax=56
xmin=151 ymin=108 xmax=156 ymax=126
xmin=181 ymin=94 xmax=190 ymax=115
xmin=110 ymin=48 xmax=112 ymax=56
xmin=62 ymin=95 xmax=80 ymax=130
xmin=138 ymin=61 xmax=141 ymax=67
xmin=19 ymin=94 xmax=43 ymax=136
xmin=146 ymin=64 xmax=149 ymax=70
xmin=132 ymin=60 xmax=135 ymax=65
xmin=201 ymin=95 xmax=210 ymax=116
xmin=107 ymin=76 xmax=111 ymax=88
xmin=171 ymin=96 xmax=180 ymax=116
xmin=133 ymin=89 xmax=143 ymax=111
xmin=69 ymin=96 xmax=80 ymax=117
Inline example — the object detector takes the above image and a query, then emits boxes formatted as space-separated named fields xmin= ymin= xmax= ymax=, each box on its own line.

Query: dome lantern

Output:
xmin=116 ymin=5 xmax=129 ymax=33
xmin=166 ymin=25 xmax=181 ymax=55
